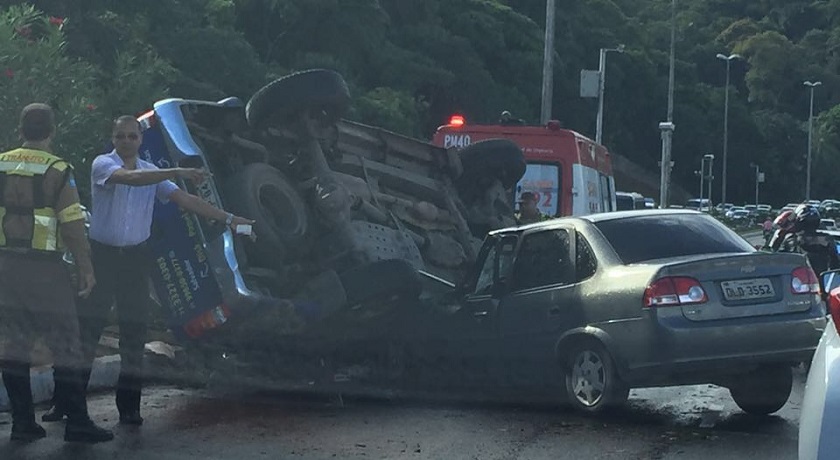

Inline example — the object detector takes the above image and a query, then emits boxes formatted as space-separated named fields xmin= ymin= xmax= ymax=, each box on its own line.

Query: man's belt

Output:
xmin=90 ymin=239 xmax=148 ymax=256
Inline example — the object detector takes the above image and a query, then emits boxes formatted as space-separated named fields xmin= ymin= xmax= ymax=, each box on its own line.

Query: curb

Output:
xmin=0 ymin=355 xmax=121 ymax=411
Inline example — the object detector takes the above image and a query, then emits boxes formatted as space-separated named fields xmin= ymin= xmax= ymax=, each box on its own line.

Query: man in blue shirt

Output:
xmin=45 ymin=115 xmax=253 ymax=425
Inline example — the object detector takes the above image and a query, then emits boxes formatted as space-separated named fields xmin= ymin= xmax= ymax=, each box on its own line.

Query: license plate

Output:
xmin=721 ymin=278 xmax=775 ymax=301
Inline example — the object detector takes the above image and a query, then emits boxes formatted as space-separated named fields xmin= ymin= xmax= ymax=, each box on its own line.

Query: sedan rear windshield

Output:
xmin=594 ymin=214 xmax=754 ymax=264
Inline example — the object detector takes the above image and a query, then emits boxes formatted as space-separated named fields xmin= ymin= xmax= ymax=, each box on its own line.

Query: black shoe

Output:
xmin=41 ymin=406 xmax=66 ymax=422
xmin=64 ymin=420 xmax=114 ymax=443
xmin=10 ymin=422 xmax=47 ymax=442
xmin=119 ymin=411 xmax=144 ymax=426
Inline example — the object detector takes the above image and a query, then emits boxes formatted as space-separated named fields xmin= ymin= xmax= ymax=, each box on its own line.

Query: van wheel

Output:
xmin=729 ymin=365 xmax=792 ymax=415
xmin=224 ymin=164 xmax=308 ymax=263
xmin=563 ymin=342 xmax=629 ymax=413
xmin=246 ymin=69 xmax=350 ymax=129
xmin=456 ymin=139 xmax=526 ymax=193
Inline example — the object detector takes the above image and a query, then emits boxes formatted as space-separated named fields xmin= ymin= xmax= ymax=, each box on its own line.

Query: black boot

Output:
xmin=2 ymin=361 xmax=46 ymax=442
xmin=63 ymin=376 xmax=113 ymax=443
xmin=116 ymin=374 xmax=143 ymax=425
xmin=64 ymin=419 xmax=114 ymax=443
xmin=41 ymin=404 xmax=66 ymax=422
xmin=43 ymin=365 xmax=78 ymax=422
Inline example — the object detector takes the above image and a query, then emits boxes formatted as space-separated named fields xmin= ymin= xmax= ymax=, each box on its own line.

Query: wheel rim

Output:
xmin=570 ymin=350 xmax=606 ymax=407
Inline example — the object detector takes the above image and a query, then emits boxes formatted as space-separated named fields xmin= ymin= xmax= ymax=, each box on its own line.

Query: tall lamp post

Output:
xmin=716 ymin=53 xmax=741 ymax=205
xmin=595 ymin=44 xmax=625 ymax=145
xmin=804 ymin=80 xmax=822 ymax=201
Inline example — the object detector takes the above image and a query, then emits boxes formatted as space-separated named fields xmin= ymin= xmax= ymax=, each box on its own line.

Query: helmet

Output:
xmin=794 ymin=204 xmax=821 ymax=231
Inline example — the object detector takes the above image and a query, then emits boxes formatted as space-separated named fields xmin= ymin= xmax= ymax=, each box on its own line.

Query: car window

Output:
xmin=471 ymin=236 xmax=517 ymax=296
xmin=576 ymin=233 xmax=597 ymax=281
xmin=594 ymin=214 xmax=754 ymax=264
xmin=472 ymin=244 xmax=498 ymax=296
xmin=511 ymin=229 xmax=573 ymax=291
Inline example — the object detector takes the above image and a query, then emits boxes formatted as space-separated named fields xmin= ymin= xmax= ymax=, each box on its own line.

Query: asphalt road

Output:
xmin=0 ymin=364 xmax=806 ymax=460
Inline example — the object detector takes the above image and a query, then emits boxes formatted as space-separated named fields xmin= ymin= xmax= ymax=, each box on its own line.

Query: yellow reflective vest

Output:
xmin=0 ymin=148 xmax=81 ymax=253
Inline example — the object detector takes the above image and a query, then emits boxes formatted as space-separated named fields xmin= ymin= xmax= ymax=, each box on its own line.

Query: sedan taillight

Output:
xmin=644 ymin=276 xmax=708 ymax=307
xmin=791 ymin=267 xmax=819 ymax=295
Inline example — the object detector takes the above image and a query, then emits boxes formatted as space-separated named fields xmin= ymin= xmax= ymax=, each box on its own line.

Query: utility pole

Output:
xmin=804 ymin=81 xmax=822 ymax=201
xmin=540 ymin=0 xmax=556 ymax=124
xmin=659 ymin=0 xmax=676 ymax=208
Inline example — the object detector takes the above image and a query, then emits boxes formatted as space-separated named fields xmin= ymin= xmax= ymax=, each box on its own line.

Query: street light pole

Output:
xmin=540 ymin=0 xmax=556 ymax=124
xmin=703 ymin=154 xmax=714 ymax=207
xmin=750 ymin=163 xmax=760 ymax=206
xmin=804 ymin=80 xmax=822 ymax=201
xmin=716 ymin=53 xmax=741 ymax=205
xmin=596 ymin=45 xmax=624 ymax=145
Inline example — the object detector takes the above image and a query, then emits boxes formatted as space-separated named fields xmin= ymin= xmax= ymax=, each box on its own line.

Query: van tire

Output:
xmin=224 ymin=164 xmax=308 ymax=263
xmin=457 ymin=139 xmax=526 ymax=191
xmin=246 ymin=69 xmax=350 ymax=128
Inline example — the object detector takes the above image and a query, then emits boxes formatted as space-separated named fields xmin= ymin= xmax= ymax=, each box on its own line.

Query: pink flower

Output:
xmin=48 ymin=17 xmax=65 ymax=27
xmin=4 ymin=69 xmax=13 ymax=79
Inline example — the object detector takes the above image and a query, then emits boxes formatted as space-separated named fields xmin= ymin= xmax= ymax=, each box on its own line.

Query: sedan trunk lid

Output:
xmin=652 ymin=252 xmax=819 ymax=322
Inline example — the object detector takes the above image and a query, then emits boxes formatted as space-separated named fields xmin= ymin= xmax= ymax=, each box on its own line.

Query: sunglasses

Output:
xmin=114 ymin=133 xmax=139 ymax=140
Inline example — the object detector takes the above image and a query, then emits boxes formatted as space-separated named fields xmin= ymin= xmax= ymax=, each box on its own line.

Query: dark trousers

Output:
xmin=54 ymin=240 xmax=152 ymax=416
xmin=0 ymin=253 xmax=91 ymax=424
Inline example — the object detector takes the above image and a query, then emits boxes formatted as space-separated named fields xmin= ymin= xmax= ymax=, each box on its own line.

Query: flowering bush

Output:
xmin=0 ymin=5 xmax=106 ymax=202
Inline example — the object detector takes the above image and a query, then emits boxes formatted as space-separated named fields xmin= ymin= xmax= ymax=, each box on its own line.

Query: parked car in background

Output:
xmin=799 ymin=269 xmax=840 ymax=460
xmin=820 ymin=200 xmax=840 ymax=219
xmin=726 ymin=206 xmax=746 ymax=218
xmin=757 ymin=204 xmax=772 ymax=213
xmin=744 ymin=204 xmax=758 ymax=215
xmin=644 ymin=197 xmax=656 ymax=209
xmin=781 ymin=203 xmax=800 ymax=214
xmin=685 ymin=198 xmax=711 ymax=212
xmin=715 ymin=202 xmax=734 ymax=213
xmin=729 ymin=209 xmax=751 ymax=222
xmin=616 ymin=191 xmax=646 ymax=211
xmin=820 ymin=219 xmax=837 ymax=231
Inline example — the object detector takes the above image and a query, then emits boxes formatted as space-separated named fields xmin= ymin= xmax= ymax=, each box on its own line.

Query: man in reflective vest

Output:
xmin=0 ymin=103 xmax=113 ymax=443
xmin=516 ymin=192 xmax=548 ymax=225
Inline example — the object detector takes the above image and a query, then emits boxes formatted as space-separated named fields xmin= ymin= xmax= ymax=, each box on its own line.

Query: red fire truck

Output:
xmin=433 ymin=114 xmax=616 ymax=217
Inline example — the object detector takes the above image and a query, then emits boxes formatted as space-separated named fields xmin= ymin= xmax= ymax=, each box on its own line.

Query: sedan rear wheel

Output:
xmin=729 ymin=364 xmax=793 ymax=415
xmin=564 ymin=343 xmax=629 ymax=413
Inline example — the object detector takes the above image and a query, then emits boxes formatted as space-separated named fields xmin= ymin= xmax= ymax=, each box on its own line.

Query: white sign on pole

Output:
xmin=758 ymin=172 xmax=765 ymax=183
xmin=580 ymin=70 xmax=600 ymax=98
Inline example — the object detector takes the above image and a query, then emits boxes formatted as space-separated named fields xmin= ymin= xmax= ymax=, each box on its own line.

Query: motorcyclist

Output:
xmin=780 ymin=204 xmax=840 ymax=275
xmin=768 ymin=209 xmax=796 ymax=252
